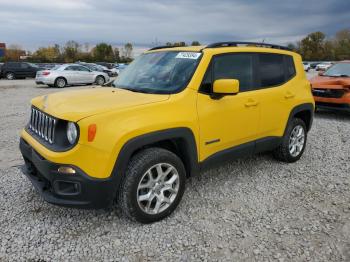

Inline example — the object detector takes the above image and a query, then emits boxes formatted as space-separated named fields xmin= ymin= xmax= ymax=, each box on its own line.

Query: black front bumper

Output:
xmin=19 ymin=138 xmax=117 ymax=209
xmin=316 ymin=102 xmax=350 ymax=112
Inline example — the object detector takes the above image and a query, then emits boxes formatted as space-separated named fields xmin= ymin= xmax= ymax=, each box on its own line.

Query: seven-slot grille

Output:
xmin=29 ymin=108 xmax=57 ymax=144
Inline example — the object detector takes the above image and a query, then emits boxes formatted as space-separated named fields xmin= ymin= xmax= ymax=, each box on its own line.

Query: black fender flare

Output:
xmin=110 ymin=127 xmax=199 ymax=195
xmin=285 ymin=103 xmax=314 ymax=133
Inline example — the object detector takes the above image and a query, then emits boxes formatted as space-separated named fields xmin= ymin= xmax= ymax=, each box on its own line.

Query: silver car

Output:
xmin=35 ymin=64 xmax=110 ymax=88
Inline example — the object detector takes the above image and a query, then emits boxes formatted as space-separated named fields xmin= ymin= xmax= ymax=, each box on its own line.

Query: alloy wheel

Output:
xmin=137 ymin=163 xmax=180 ymax=215
xmin=289 ymin=125 xmax=305 ymax=157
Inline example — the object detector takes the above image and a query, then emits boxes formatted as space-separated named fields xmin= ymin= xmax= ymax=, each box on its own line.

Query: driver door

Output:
xmin=197 ymin=53 xmax=260 ymax=161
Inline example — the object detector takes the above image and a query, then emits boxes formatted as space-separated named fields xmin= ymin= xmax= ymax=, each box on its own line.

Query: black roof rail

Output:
xmin=205 ymin=41 xmax=291 ymax=51
xmin=148 ymin=45 xmax=177 ymax=51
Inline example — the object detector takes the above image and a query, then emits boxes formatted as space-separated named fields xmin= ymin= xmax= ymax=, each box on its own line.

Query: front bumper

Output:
xmin=19 ymin=138 xmax=117 ymax=209
xmin=315 ymin=102 xmax=350 ymax=112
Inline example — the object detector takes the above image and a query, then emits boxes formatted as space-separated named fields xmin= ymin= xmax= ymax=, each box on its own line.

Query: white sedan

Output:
xmin=316 ymin=62 xmax=333 ymax=71
xmin=35 ymin=64 xmax=110 ymax=88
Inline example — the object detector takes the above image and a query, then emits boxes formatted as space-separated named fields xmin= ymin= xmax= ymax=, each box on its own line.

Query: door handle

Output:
xmin=285 ymin=92 xmax=295 ymax=99
xmin=245 ymin=99 xmax=259 ymax=107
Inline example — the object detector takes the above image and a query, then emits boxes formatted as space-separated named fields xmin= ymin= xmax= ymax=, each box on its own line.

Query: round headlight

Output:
xmin=67 ymin=122 xmax=78 ymax=145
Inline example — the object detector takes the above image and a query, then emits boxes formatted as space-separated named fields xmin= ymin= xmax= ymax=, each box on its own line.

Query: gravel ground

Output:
xmin=0 ymin=73 xmax=350 ymax=261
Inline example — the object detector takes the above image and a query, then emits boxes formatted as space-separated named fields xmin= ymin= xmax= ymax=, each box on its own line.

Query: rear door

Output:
xmin=76 ymin=65 xmax=94 ymax=83
xmin=63 ymin=66 xmax=78 ymax=84
xmin=254 ymin=53 xmax=297 ymax=139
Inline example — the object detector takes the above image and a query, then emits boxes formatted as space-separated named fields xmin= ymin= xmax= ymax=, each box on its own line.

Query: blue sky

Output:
xmin=0 ymin=0 xmax=349 ymax=52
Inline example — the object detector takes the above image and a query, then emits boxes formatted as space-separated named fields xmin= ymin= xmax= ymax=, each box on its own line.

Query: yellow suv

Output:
xmin=20 ymin=42 xmax=314 ymax=223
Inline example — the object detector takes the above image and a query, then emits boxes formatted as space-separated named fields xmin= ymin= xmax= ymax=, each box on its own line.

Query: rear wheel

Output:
xmin=95 ymin=76 xmax=105 ymax=85
xmin=119 ymin=148 xmax=186 ymax=223
xmin=273 ymin=118 xmax=307 ymax=163
xmin=55 ymin=77 xmax=66 ymax=88
xmin=5 ymin=72 xmax=15 ymax=80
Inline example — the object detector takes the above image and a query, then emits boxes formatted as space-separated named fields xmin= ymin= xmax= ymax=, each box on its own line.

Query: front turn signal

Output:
xmin=88 ymin=124 xmax=97 ymax=142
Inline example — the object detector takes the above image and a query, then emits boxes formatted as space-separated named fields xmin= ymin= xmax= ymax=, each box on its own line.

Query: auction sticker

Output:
xmin=175 ymin=52 xmax=201 ymax=59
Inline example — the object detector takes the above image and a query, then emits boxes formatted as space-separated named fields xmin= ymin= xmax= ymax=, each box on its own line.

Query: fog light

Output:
xmin=58 ymin=166 xmax=76 ymax=174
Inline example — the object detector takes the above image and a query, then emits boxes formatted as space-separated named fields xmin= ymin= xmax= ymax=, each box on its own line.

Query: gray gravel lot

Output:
xmin=0 ymin=72 xmax=350 ymax=261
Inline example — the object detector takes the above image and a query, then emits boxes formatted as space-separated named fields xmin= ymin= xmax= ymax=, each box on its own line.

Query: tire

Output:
xmin=273 ymin=118 xmax=307 ymax=163
xmin=119 ymin=148 xmax=186 ymax=223
xmin=55 ymin=77 xmax=66 ymax=88
xmin=95 ymin=76 xmax=105 ymax=85
xmin=5 ymin=72 xmax=15 ymax=80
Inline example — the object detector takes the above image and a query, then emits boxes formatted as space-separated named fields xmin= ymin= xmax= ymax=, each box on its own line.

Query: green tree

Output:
xmin=191 ymin=41 xmax=201 ymax=46
xmin=334 ymin=29 xmax=350 ymax=60
xmin=4 ymin=44 xmax=25 ymax=61
xmin=63 ymin=40 xmax=80 ymax=63
xmin=299 ymin=32 xmax=327 ymax=61
xmin=92 ymin=43 xmax=115 ymax=62
xmin=32 ymin=46 xmax=60 ymax=62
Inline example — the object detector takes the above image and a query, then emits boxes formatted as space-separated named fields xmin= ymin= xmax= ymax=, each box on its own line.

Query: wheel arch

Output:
xmin=286 ymin=103 xmax=314 ymax=133
xmin=110 ymin=128 xmax=199 ymax=195
xmin=96 ymin=75 xmax=106 ymax=82
xmin=55 ymin=76 xmax=68 ymax=85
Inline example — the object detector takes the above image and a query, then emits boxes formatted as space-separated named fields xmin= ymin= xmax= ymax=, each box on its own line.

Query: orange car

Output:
xmin=310 ymin=61 xmax=350 ymax=112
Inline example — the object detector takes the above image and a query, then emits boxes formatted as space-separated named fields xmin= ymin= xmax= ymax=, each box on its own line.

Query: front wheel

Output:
xmin=273 ymin=118 xmax=307 ymax=163
xmin=95 ymin=76 xmax=105 ymax=85
xmin=119 ymin=148 xmax=186 ymax=223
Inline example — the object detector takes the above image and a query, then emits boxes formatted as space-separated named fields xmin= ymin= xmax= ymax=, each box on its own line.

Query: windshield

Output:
xmin=113 ymin=51 xmax=202 ymax=94
xmin=324 ymin=63 xmax=350 ymax=77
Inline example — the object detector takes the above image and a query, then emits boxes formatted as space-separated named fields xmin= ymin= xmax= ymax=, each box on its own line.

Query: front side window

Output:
xmin=112 ymin=51 xmax=202 ymax=94
xmin=213 ymin=54 xmax=254 ymax=92
xmin=21 ymin=63 xmax=29 ymax=69
xmin=200 ymin=53 xmax=254 ymax=93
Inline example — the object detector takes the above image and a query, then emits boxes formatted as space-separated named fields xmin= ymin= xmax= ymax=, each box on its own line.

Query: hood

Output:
xmin=31 ymin=87 xmax=169 ymax=122
xmin=310 ymin=76 xmax=350 ymax=90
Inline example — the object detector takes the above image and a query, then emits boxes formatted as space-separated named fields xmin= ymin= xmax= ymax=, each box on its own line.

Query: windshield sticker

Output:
xmin=175 ymin=52 xmax=201 ymax=59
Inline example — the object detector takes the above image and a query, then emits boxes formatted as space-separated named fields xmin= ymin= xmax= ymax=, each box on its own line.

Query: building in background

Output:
xmin=0 ymin=43 xmax=6 ymax=58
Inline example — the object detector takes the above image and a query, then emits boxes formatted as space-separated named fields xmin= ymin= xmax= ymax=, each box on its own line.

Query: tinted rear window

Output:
xmin=258 ymin=54 xmax=285 ymax=88
xmin=258 ymin=54 xmax=296 ymax=88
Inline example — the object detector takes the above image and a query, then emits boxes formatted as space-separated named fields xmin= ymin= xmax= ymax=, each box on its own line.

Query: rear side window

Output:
xmin=258 ymin=53 xmax=296 ymax=88
xmin=6 ymin=62 xmax=19 ymax=68
xmin=258 ymin=54 xmax=285 ymax=88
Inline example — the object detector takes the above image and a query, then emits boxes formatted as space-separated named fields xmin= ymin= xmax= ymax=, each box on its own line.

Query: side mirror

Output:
xmin=318 ymin=71 xmax=324 ymax=76
xmin=212 ymin=79 xmax=239 ymax=99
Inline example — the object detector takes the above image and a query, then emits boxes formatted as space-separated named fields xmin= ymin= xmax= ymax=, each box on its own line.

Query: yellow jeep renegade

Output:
xmin=20 ymin=42 xmax=314 ymax=223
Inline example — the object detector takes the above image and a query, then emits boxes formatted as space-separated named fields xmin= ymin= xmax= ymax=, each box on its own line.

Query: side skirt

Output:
xmin=199 ymin=136 xmax=281 ymax=170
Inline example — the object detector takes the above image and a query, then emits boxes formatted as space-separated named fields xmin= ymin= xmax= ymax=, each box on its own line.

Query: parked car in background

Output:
xmin=303 ymin=62 xmax=311 ymax=72
xmin=310 ymin=61 xmax=350 ymax=112
xmin=310 ymin=62 xmax=320 ymax=69
xmin=96 ymin=62 xmax=114 ymax=69
xmin=0 ymin=62 xmax=43 ymax=80
xmin=114 ymin=63 xmax=128 ymax=74
xmin=35 ymin=64 xmax=109 ymax=88
xmin=78 ymin=62 xmax=117 ymax=77
xmin=316 ymin=62 xmax=333 ymax=71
